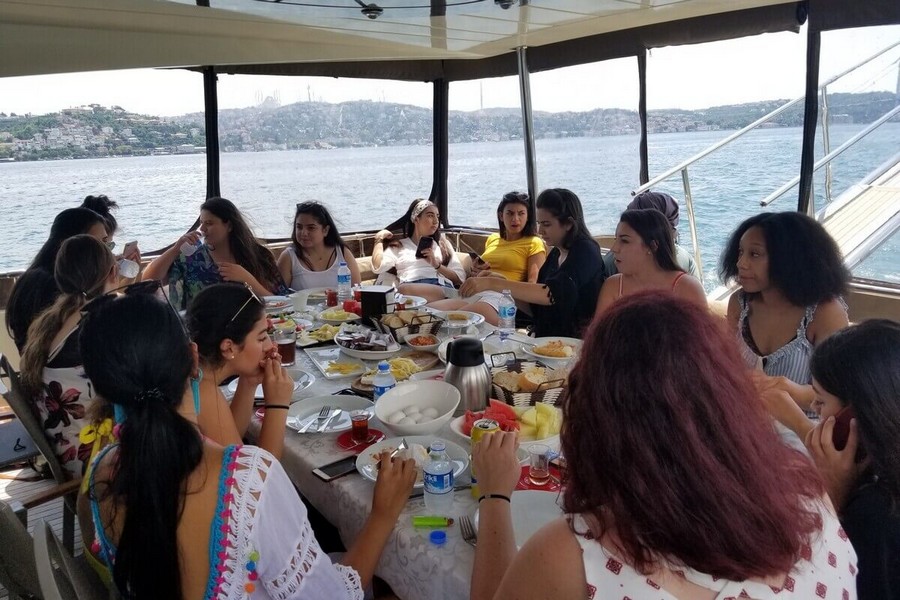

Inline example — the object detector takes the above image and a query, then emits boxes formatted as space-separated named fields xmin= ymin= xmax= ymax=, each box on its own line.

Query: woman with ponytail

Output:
xmin=78 ymin=292 xmax=417 ymax=599
xmin=19 ymin=235 xmax=118 ymax=477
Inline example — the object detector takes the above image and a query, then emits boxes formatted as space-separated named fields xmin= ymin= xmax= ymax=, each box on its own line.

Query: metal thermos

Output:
xmin=443 ymin=337 xmax=491 ymax=417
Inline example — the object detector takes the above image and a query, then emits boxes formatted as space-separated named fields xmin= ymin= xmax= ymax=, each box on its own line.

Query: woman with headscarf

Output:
xmin=603 ymin=191 xmax=698 ymax=277
xmin=371 ymin=198 xmax=466 ymax=302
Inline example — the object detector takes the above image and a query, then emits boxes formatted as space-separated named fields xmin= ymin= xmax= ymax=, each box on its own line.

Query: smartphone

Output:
xmin=415 ymin=236 xmax=435 ymax=259
xmin=312 ymin=456 xmax=358 ymax=482
xmin=122 ymin=240 xmax=138 ymax=257
xmin=467 ymin=251 xmax=487 ymax=268
xmin=832 ymin=406 xmax=867 ymax=461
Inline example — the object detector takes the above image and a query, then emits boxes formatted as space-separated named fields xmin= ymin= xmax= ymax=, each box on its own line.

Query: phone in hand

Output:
xmin=312 ymin=456 xmax=358 ymax=482
xmin=122 ymin=240 xmax=138 ymax=257
xmin=415 ymin=236 xmax=435 ymax=259
xmin=468 ymin=251 xmax=488 ymax=269
xmin=832 ymin=405 xmax=867 ymax=462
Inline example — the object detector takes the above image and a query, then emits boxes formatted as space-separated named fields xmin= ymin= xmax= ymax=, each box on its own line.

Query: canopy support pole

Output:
xmin=430 ymin=78 xmax=450 ymax=227
xmin=638 ymin=51 xmax=649 ymax=186
xmin=797 ymin=24 xmax=821 ymax=215
xmin=517 ymin=46 xmax=538 ymax=203
xmin=202 ymin=66 xmax=221 ymax=199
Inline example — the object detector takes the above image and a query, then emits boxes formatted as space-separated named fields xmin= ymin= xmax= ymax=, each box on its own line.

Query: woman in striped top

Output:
xmin=721 ymin=211 xmax=850 ymax=438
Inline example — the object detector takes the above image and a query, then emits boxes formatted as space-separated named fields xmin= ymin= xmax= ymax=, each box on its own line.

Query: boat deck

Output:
xmin=0 ymin=464 xmax=83 ymax=600
xmin=820 ymin=155 xmax=900 ymax=269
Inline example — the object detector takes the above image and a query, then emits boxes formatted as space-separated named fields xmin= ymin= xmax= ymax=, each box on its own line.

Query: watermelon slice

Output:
xmin=487 ymin=399 xmax=517 ymax=421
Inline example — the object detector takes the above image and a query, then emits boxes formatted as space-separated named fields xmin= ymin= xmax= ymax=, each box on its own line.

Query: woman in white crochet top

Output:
xmin=77 ymin=291 xmax=416 ymax=599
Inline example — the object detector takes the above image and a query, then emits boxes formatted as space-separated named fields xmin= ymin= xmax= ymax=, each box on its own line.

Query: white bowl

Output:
xmin=403 ymin=333 xmax=440 ymax=353
xmin=375 ymin=380 xmax=460 ymax=436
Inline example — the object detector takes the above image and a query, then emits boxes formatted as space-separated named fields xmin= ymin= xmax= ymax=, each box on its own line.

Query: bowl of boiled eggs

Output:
xmin=374 ymin=380 xmax=460 ymax=436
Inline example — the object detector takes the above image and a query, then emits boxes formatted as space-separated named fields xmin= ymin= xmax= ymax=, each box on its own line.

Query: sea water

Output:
xmin=1 ymin=124 xmax=897 ymax=286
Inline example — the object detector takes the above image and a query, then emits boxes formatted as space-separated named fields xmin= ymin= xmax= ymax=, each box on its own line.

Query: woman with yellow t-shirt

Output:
xmin=429 ymin=191 xmax=545 ymax=325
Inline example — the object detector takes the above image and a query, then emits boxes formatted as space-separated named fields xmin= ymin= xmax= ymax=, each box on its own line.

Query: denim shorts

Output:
xmin=408 ymin=277 xmax=455 ymax=289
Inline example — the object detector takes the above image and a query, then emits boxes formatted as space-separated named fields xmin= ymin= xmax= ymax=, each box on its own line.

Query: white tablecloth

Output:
xmin=244 ymin=323 xmax=496 ymax=600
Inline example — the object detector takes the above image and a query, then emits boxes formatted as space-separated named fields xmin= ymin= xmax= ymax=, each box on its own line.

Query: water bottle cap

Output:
xmin=502 ymin=289 xmax=511 ymax=295
xmin=429 ymin=531 xmax=447 ymax=546
xmin=430 ymin=441 xmax=445 ymax=452
xmin=378 ymin=361 xmax=391 ymax=372
xmin=339 ymin=259 xmax=347 ymax=266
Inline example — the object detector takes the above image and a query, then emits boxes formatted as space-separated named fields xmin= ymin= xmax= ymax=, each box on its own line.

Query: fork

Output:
xmin=459 ymin=515 xmax=477 ymax=547
xmin=377 ymin=437 xmax=408 ymax=469
xmin=301 ymin=405 xmax=332 ymax=433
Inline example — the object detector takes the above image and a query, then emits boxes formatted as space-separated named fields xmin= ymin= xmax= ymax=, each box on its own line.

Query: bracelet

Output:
xmin=478 ymin=494 xmax=511 ymax=504
xmin=264 ymin=404 xmax=291 ymax=410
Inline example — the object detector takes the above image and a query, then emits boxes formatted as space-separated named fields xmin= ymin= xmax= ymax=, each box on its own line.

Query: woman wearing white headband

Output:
xmin=372 ymin=199 xmax=466 ymax=302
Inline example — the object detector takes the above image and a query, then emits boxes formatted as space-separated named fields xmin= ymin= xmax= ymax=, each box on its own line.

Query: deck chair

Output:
xmin=0 ymin=498 xmax=41 ymax=600
xmin=34 ymin=520 xmax=109 ymax=600
xmin=0 ymin=354 xmax=80 ymax=552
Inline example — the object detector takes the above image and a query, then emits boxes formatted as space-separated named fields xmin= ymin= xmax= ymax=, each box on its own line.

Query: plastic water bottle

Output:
xmin=498 ymin=289 xmax=517 ymax=335
xmin=117 ymin=258 xmax=140 ymax=279
xmin=337 ymin=260 xmax=352 ymax=301
xmin=180 ymin=236 xmax=202 ymax=257
xmin=424 ymin=441 xmax=454 ymax=515
xmin=372 ymin=361 xmax=396 ymax=401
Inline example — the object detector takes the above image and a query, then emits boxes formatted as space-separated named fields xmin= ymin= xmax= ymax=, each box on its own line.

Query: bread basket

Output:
xmin=374 ymin=309 xmax=444 ymax=340
xmin=489 ymin=359 xmax=567 ymax=408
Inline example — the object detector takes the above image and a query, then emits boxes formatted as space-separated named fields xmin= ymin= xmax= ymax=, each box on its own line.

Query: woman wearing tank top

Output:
xmin=721 ymin=212 xmax=849 ymax=437
xmin=277 ymin=201 xmax=361 ymax=291
xmin=595 ymin=208 xmax=706 ymax=316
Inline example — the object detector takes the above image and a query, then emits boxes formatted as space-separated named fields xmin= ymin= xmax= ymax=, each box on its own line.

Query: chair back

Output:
xmin=0 ymin=354 xmax=69 ymax=485
xmin=0 ymin=498 xmax=41 ymax=600
xmin=34 ymin=520 xmax=109 ymax=600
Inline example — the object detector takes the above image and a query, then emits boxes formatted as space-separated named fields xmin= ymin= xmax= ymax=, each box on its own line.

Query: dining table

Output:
xmin=238 ymin=310 xmax=556 ymax=600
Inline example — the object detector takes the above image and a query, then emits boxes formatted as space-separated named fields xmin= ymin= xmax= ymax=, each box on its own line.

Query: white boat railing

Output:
xmin=631 ymin=40 xmax=900 ymax=280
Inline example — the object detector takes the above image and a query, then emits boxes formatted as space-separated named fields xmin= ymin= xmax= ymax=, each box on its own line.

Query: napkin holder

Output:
xmin=360 ymin=285 xmax=396 ymax=325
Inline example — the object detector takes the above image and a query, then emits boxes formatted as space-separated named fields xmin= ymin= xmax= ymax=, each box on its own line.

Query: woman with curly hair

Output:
xmin=470 ymin=292 xmax=857 ymax=600
xmin=143 ymin=197 xmax=289 ymax=309
xmin=720 ymin=211 xmax=850 ymax=424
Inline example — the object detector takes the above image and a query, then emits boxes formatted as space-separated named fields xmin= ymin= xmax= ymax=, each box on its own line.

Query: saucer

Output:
xmin=336 ymin=428 xmax=385 ymax=452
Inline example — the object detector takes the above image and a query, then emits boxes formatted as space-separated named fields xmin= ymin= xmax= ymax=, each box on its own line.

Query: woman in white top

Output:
xmin=372 ymin=199 xmax=466 ymax=302
xmin=77 ymin=292 xmax=417 ymax=600
xmin=277 ymin=201 xmax=361 ymax=291
xmin=471 ymin=292 xmax=857 ymax=600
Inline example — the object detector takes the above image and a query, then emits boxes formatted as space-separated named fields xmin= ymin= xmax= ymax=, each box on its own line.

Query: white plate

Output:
xmin=448 ymin=414 xmax=561 ymax=452
xmin=522 ymin=337 xmax=582 ymax=363
xmin=428 ymin=309 xmax=485 ymax=328
xmin=287 ymin=394 xmax=374 ymax=433
xmin=297 ymin=324 xmax=342 ymax=347
xmin=264 ymin=295 xmax=292 ymax=314
xmin=334 ymin=325 xmax=402 ymax=360
xmin=356 ymin=436 xmax=470 ymax=488
xmin=225 ymin=368 xmax=314 ymax=398
xmin=317 ymin=308 xmax=362 ymax=325
xmin=305 ymin=347 xmax=367 ymax=379
xmin=395 ymin=294 xmax=427 ymax=308
xmin=475 ymin=491 xmax=563 ymax=548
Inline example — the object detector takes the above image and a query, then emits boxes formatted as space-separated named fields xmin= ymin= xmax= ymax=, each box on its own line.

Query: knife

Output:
xmin=318 ymin=409 xmax=342 ymax=433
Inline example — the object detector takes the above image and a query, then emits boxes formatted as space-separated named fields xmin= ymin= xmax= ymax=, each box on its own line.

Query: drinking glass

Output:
xmin=274 ymin=329 xmax=296 ymax=366
xmin=528 ymin=444 xmax=551 ymax=486
xmin=350 ymin=410 xmax=371 ymax=443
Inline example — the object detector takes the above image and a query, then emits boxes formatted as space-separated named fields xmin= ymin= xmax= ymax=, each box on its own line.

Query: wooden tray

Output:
xmin=351 ymin=351 xmax=440 ymax=394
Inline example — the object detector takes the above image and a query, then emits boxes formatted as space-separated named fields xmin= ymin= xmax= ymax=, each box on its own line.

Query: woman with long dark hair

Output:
xmin=19 ymin=235 xmax=118 ymax=477
xmin=371 ymin=198 xmax=466 ymax=302
xmin=143 ymin=197 xmax=289 ymax=309
xmin=277 ymin=201 xmax=361 ymax=290
xmin=428 ymin=191 xmax=545 ymax=325
xmin=81 ymin=194 xmax=142 ymax=268
xmin=721 ymin=211 xmax=849 ymax=422
xmin=595 ymin=208 xmax=706 ymax=316
xmin=459 ymin=188 xmax=604 ymax=337
xmin=186 ymin=283 xmax=291 ymax=459
xmin=78 ymin=291 xmax=416 ymax=599
xmin=804 ymin=319 xmax=900 ymax=599
xmin=470 ymin=293 xmax=857 ymax=600
xmin=5 ymin=206 xmax=108 ymax=351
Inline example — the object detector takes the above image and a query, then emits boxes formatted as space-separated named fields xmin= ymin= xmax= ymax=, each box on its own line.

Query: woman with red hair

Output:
xmin=470 ymin=292 xmax=857 ymax=600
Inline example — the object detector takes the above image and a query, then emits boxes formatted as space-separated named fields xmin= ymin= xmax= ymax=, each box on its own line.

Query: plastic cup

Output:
xmin=274 ymin=329 xmax=296 ymax=366
xmin=350 ymin=410 xmax=371 ymax=443
xmin=528 ymin=444 xmax=551 ymax=486
xmin=290 ymin=290 xmax=311 ymax=312
xmin=180 ymin=237 xmax=203 ymax=257
xmin=117 ymin=258 xmax=140 ymax=279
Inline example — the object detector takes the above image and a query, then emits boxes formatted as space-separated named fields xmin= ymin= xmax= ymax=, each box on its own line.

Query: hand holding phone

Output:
xmin=831 ymin=406 xmax=867 ymax=462
xmin=415 ymin=236 xmax=435 ymax=259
